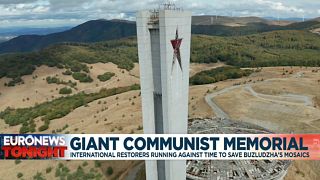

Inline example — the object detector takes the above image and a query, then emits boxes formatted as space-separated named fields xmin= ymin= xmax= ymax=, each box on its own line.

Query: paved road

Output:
xmin=244 ymin=85 xmax=313 ymax=106
xmin=204 ymin=77 xmax=314 ymax=119
xmin=204 ymin=86 xmax=240 ymax=119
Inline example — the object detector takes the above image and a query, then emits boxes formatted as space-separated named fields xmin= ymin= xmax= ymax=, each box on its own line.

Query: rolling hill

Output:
xmin=0 ymin=16 xmax=319 ymax=180
xmin=0 ymin=20 xmax=136 ymax=53
xmin=192 ymin=16 xmax=272 ymax=26
xmin=1 ymin=17 xmax=320 ymax=54
xmin=0 ymin=30 xmax=319 ymax=84
xmin=0 ymin=26 xmax=72 ymax=43
xmin=311 ymin=17 xmax=320 ymax=22
xmin=0 ymin=26 xmax=72 ymax=37
xmin=191 ymin=20 xmax=320 ymax=36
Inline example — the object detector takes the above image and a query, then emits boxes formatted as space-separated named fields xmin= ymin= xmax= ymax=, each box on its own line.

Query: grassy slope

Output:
xmin=0 ymin=84 xmax=140 ymax=133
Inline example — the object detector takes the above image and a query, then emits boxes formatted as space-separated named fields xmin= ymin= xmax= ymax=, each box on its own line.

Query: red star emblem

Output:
xmin=171 ymin=28 xmax=183 ymax=71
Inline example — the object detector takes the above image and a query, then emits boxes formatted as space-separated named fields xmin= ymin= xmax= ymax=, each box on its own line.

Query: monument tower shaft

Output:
xmin=136 ymin=3 xmax=192 ymax=180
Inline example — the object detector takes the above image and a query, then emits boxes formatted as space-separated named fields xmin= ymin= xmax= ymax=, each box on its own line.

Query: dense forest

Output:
xmin=191 ymin=30 xmax=320 ymax=67
xmin=190 ymin=66 xmax=253 ymax=85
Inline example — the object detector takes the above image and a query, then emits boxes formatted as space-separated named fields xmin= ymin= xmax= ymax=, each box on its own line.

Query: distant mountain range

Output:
xmin=0 ymin=36 xmax=13 ymax=43
xmin=192 ymin=16 xmax=320 ymax=26
xmin=313 ymin=17 xmax=320 ymax=22
xmin=0 ymin=26 xmax=72 ymax=36
xmin=0 ymin=20 xmax=136 ymax=53
xmin=193 ymin=16 xmax=276 ymax=26
xmin=0 ymin=26 xmax=72 ymax=43
xmin=0 ymin=16 xmax=319 ymax=54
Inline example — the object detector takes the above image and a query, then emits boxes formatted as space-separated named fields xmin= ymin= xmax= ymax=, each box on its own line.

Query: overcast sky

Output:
xmin=0 ymin=0 xmax=319 ymax=28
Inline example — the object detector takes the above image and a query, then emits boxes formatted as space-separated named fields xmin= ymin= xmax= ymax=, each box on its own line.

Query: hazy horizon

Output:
xmin=0 ymin=15 xmax=317 ymax=30
xmin=0 ymin=0 xmax=319 ymax=28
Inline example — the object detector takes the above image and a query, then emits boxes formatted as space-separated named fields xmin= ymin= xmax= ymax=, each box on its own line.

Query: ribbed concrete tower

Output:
xmin=136 ymin=3 xmax=192 ymax=180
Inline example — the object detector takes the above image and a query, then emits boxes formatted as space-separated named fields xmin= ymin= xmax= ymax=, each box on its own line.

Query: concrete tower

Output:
xmin=136 ymin=3 xmax=192 ymax=180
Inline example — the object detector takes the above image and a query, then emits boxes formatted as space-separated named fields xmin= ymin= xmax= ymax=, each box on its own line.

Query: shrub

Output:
xmin=97 ymin=72 xmax=115 ymax=82
xmin=58 ymin=162 xmax=64 ymax=168
xmin=65 ymin=165 xmax=103 ymax=179
xmin=63 ymin=124 xmax=69 ymax=130
xmin=94 ymin=161 xmax=101 ymax=168
xmin=55 ymin=168 xmax=60 ymax=177
xmin=17 ymin=172 xmax=23 ymax=178
xmin=46 ymin=167 xmax=52 ymax=174
xmin=72 ymin=72 xmax=93 ymax=83
xmin=33 ymin=172 xmax=45 ymax=180
xmin=62 ymin=70 xmax=72 ymax=75
xmin=59 ymin=87 xmax=72 ymax=94
xmin=15 ymin=159 xmax=21 ymax=165
xmin=62 ymin=166 xmax=70 ymax=173
xmin=106 ymin=166 xmax=113 ymax=176
xmin=46 ymin=76 xmax=76 ymax=88
xmin=19 ymin=125 xmax=31 ymax=133
xmin=38 ymin=124 xmax=49 ymax=132
xmin=7 ymin=77 xmax=23 ymax=87
xmin=82 ymin=161 xmax=88 ymax=167
xmin=46 ymin=76 xmax=60 ymax=84
xmin=57 ymin=64 xmax=64 ymax=69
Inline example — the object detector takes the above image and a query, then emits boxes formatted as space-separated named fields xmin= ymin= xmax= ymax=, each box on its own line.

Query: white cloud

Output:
xmin=0 ymin=1 xmax=50 ymax=16
xmin=0 ymin=0 xmax=37 ymax=4
xmin=255 ymin=0 xmax=304 ymax=13
xmin=0 ymin=18 xmax=82 ymax=28
xmin=32 ymin=5 xmax=49 ymax=13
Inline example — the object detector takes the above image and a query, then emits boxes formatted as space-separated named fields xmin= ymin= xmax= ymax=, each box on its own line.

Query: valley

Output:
xmin=1 ymin=62 xmax=319 ymax=179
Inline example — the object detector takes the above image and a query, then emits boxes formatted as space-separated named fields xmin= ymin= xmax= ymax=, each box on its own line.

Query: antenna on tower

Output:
xmin=161 ymin=1 xmax=182 ymax=11
xmin=215 ymin=10 xmax=218 ymax=21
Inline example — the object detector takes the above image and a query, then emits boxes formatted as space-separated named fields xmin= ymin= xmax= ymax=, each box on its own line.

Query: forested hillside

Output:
xmin=0 ymin=30 xmax=319 ymax=85
xmin=191 ymin=30 xmax=320 ymax=67
xmin=1 ymin=18 xmax=319 ymax=53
